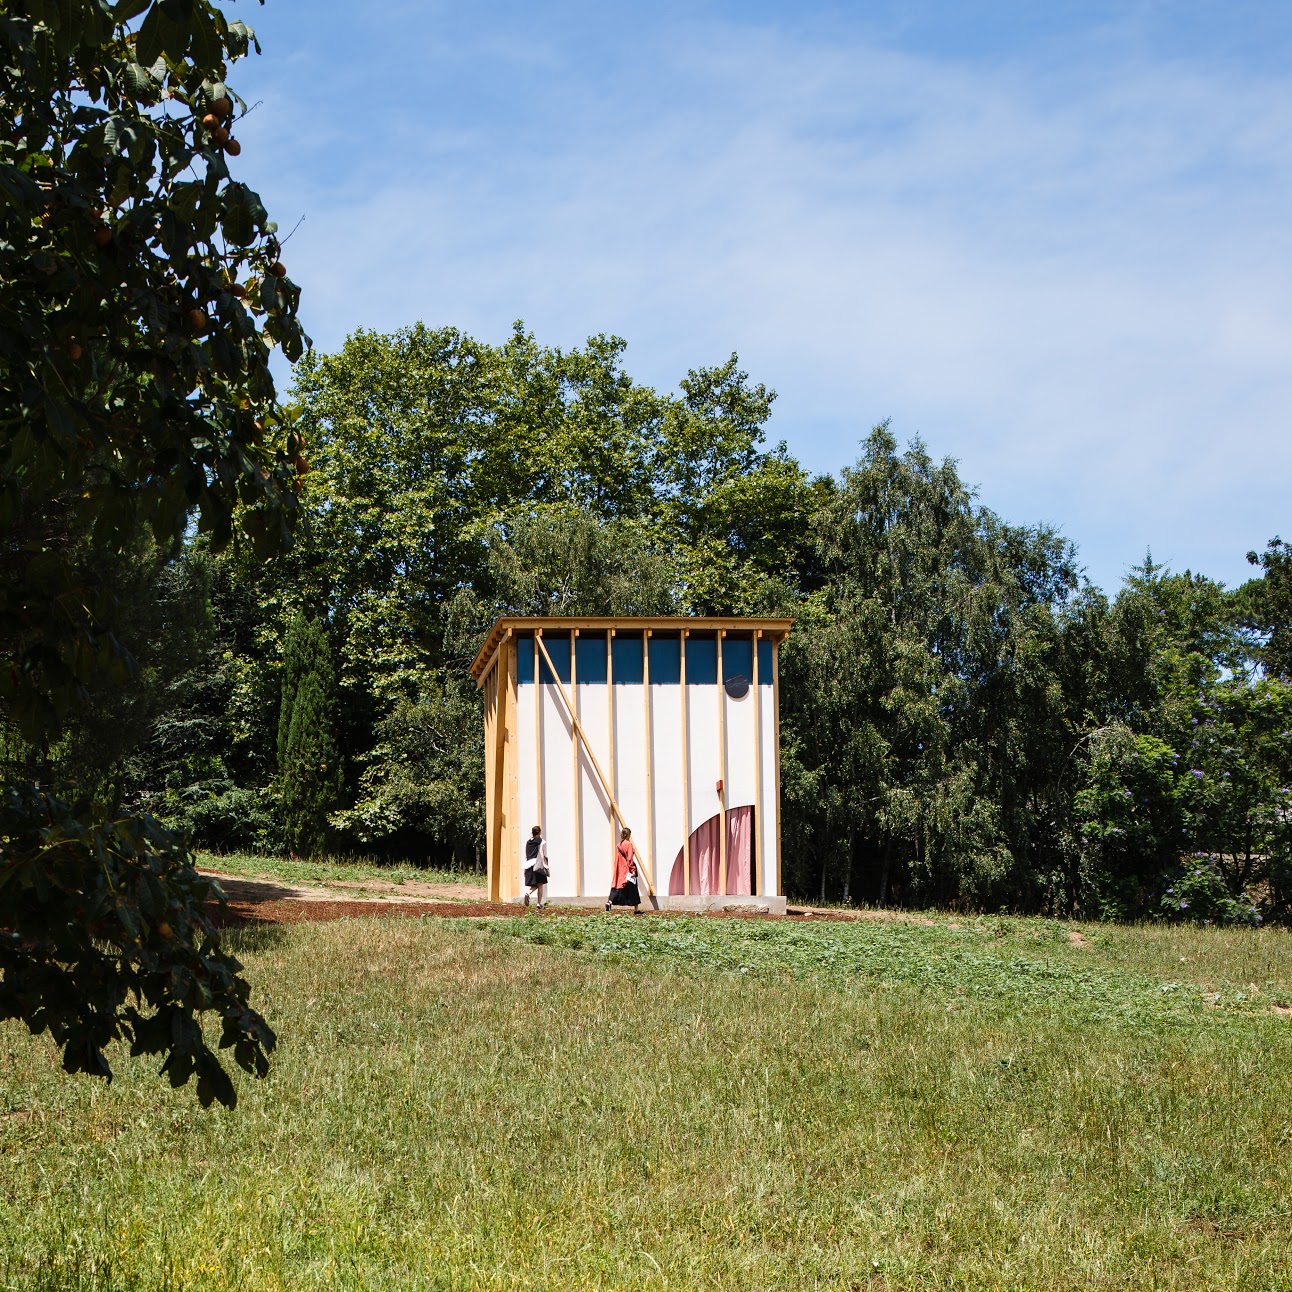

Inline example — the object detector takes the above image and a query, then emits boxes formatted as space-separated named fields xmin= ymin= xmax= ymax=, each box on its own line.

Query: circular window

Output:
xmin=724 ymin=673 xmax=750 ymax=700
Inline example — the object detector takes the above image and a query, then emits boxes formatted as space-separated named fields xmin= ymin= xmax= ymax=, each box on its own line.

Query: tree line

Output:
xmin=15 ymin=321 xmax=1288 ymax=926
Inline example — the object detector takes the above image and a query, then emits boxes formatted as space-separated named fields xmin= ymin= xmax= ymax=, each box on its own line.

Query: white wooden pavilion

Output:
xmin=470 ymin=617 xmax=792 ymax=912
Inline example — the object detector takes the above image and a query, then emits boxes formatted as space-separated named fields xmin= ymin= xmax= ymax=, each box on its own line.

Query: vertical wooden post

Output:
xmin=607 ymin=628 xmax=617 ymax=866
xmin=752 ymin=630 xmax=762 ymax=896
xmin=773 ymin=635 xmax=782 ymax=898
xmin=533 ymin=630 xmax=543 ymax=858
xmin=571 ymin=627 xmax=581 ymax=898
xmin=484 ymin=667 xmax=500 ymax=901
xmin=643 ymin=629 xmax=655 ymax=892
xmin=718 ymin=629 xmax=728 ymax=896
xmin=492 ymin=638 xmax=513 ymax=900
xmin=680 ymin=628 xmax=690 ymax=897
xmin=503 ymin=634 xmax=520 ymax=902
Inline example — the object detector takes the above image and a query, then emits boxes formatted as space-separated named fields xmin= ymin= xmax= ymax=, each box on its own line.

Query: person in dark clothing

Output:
xmin=523 ymin=825 xmax=549 ymax=908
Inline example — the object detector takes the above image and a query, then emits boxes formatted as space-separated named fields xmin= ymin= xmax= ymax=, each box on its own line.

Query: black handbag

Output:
xmin=524 ymin=863 xmax=549 ymax=887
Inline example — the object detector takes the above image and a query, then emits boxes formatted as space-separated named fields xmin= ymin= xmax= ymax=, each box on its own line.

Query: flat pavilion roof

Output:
xmin=470 ymin=616 xmax=794 ymax=683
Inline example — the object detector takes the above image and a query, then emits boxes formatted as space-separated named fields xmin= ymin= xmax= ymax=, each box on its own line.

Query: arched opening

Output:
xmin=669 ymin=806 xmax=754 ymax=897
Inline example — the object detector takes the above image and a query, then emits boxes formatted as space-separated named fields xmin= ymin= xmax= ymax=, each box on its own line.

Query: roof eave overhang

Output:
xmin=470 ymin=615 xmax=795 ymax=685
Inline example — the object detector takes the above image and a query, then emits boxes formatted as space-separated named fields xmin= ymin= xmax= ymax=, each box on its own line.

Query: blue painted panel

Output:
xmin=686 ymin=635 xmax=718 ymax=685
xmin=575 ymin=632 xmax=607 ymax=684
xmin=520 ymin=628 xmax=770 ymax=686
xmin=648 ymin=635 xmax=680 ymax=685
xmin=538 ymin=633 xmax=571 ymax=685
xmin=612 ymin=632 xmax=644 ymax=684
xmin=723 ymin=635 xmax=753 ymax=684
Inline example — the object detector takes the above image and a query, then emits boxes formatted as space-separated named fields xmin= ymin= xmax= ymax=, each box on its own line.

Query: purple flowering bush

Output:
xmin=1156 ymin=855 xmax=1261 ymax=926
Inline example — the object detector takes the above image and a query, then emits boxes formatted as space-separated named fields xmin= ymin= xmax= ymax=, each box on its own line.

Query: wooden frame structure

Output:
xmin=472 ymin=616 xmax=792 ymax=907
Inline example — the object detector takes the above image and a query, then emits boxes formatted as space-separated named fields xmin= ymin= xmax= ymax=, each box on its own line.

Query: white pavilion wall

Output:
xmin=576 ymin=680 xmax=615 ymax=894
xmin=685 ymin=686 xmax=722 ymax=844
xmin=511 ymin=632 xmax=781 ymax=899
xmin=648 ymin=678 xmax=686 ymax=886
xmin=611 ymin=676 xmax=654 ymax=886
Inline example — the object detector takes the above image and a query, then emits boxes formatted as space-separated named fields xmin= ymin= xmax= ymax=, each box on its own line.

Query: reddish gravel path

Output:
xmin=210 ymin=898 xmax=527 ymax=926
xmin=201 ymin=869 xmax=900 ymax=926
xmin=208 ymin=896 xmax=868 ymax=927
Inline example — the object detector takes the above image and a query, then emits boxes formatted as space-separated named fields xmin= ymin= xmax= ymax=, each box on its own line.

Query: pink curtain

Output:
xmin=669 ymin=806 xmax=753 ymax=896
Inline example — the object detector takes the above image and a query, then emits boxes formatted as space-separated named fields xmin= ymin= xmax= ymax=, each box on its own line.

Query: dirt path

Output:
xmin=200 ymin=871 xmax=1095 ymax=941
xmin=200 ymin=870 xmax=831 ymax=925
xmin=200 ymin=873 xmax=952 ymax=928
xmin=201 ymin=870 xmax=488 ymax=907
xmin=200 ymin=870 xmax=524 ymax=925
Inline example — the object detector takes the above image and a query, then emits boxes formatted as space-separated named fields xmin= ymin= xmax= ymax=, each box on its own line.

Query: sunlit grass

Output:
xmin=195 ymin=849 xmax=485 ymax=890
xmin=3 ymin=913 xmax=1291 ymax=1289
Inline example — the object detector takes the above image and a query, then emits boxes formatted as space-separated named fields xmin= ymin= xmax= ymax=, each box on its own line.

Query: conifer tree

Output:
xmin=277 ymin=616 xmax=342 ymax=856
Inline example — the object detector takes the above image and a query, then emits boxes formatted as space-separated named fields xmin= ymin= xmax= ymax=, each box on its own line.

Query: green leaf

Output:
xmin=219 ymin=182 xmax=266 ymax=247
xmin=41 ymin=393 xmax=80 ymax=443
xmin=188 ymin=6 xmax=221 ymax=72
xmin=121 ymin=60 xmax=157 ymax=100
xmin=26 ymin=0 xmax=59 ymax=32
xmin=135 ymin=3 xmax=163 ymax=66
xmin=224 ymin=18 xmax=255 ymax=57
xmin=0 ymin=162 xmax=41 ymax=208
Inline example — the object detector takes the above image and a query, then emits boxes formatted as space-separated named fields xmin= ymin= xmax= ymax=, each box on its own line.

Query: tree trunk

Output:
xmin=878 ymin=838 xmax=892 ymax=907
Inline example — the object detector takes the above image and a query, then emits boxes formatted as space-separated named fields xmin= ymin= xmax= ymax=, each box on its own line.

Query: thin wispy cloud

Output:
xmin=234 ymin=2 xmax=1292 ymax=591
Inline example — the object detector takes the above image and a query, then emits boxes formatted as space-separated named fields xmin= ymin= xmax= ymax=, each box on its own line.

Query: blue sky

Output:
xmin=230 ymin=1 xmax=1292 ymax=594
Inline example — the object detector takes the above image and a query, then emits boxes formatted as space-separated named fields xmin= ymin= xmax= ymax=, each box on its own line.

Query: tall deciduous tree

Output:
xmin=1242 ymin=537 xmax=1292 ymax=681
xmin=1 ymin=0 xmax=306 ymax=1104
xmin=781 ymin=425 xmax=1082 ymax=909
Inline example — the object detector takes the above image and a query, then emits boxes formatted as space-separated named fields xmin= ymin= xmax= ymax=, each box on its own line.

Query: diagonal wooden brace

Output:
xmin=533 ymin=633 xmax=658 ymax=905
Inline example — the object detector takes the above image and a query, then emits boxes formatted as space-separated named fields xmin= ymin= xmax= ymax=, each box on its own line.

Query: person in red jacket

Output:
xmin=606 ymin=827 xmax=641 ymax=913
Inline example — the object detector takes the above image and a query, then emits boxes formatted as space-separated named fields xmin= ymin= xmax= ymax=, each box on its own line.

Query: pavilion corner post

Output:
xmin=752 ymin=629 xmax=762 ymax=896
xmin=484 ymin=666 xmax=500 ymax=901
xmin=643 ymin=629 xmax=655 ymax=890
xmin=502 ymin=632 xmax=520 ymax=902
xmin=485 ymin=628 xmax=516 ymax=903
xmin=532 ymin=631 xmax=659 ymax=909
xmin=607 ymin=629 xmax=617 ymax=872
xmin=718 ymin=629 xmax=728 ymax=897
xmin=680 ymin=628 xmax=691 ymax=898
xmin=773 ymin=635 xmax=782 ymax=897
xmin=571 ymin=627 xmax=582 ymax=897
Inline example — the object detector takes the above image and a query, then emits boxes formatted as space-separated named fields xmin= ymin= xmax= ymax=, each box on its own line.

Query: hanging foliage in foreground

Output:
xmin=1 ymin=0 xmax=309 ymax=1105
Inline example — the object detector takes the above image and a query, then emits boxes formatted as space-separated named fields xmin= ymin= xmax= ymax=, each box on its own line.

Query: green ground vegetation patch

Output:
xmin=495 ymin=910 xmax=1292 ymax=1028
xmin=196 ymin=851 xmax=484 ymax=890
xmin=3 ymin=915 xmax=1292 ymax=1291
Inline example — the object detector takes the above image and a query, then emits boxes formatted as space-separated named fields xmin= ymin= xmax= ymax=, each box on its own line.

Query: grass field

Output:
xmin=3 ymin=910 xmax=1292 ymax=1290
xmin=195 ymin=851 xmax=485 ymax=889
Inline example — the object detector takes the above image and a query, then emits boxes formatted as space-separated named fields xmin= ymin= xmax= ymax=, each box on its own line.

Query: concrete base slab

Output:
xmin=515 ymin=894 xmax=788 ymax=916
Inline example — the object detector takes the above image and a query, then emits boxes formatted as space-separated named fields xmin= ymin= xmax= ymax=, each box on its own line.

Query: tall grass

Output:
xmin=3 ymin=913 xmax=1291 ymax=1289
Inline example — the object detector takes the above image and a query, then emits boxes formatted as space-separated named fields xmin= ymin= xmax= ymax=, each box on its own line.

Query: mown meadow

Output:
xmin=3 ymin=910 xmax=1292 ymax=1291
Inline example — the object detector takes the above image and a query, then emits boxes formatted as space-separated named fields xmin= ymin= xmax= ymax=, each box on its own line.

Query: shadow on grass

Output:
xmin=213 ymin=919 xmax=292 ymax=955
